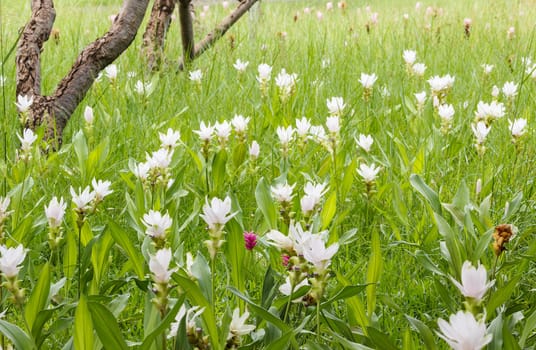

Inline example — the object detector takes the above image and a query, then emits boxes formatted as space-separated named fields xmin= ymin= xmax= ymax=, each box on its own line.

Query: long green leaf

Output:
xmin=320 ymin=191 xmax=337 ymax=229
xmin=321 ymin=285 xmax=368 ymax=307
xmin=25 ymin=262 xmax=51 ymax=333
xmin=410 ymin=174 xmax=441 ymax=214
xmin=211 ymin=149 xmax=227 ymax=195
xmin=255 ymin=177 xmax=278 ymax=229
xmin=74 ymin=295 xmax=94 ymax=350
xmin=0 ymin=320 xmax=35 ymax=350
xmin=139 ymin=297 xmax=183 ymax=350
xmin=367 ymin=327 xmax=398 ymax=350
xmin=406 ymin=316 xmax=437 ymax=350
xmin=366 ymin=230 xmax=383 ymax=317
xmin=486 ymin=276 xmax=521 ymax=318
xmin=108 ymin=221 xmax=145 ymax=279
xmin=88 ymin=302 xmax=128 ymax=350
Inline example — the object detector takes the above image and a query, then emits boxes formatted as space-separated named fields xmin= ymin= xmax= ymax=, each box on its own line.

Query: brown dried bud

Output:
xmin=492 ymin=224 xmax=514 ymax=256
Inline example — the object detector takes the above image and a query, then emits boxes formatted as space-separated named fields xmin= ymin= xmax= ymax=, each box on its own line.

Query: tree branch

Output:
xmin=178 ymin=0 xmax=260 ymax=70
xmin=141 ymin=0 xmax=177 ymax=70
xmin=178 ymin=0 xmax=194 ymax=66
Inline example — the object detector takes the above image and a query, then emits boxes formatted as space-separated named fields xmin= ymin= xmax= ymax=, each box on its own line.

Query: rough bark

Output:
xmin=16 ymin=0 xmax=150 ymax=144
xmin=178 ymin=0 xmax=194 ymax=66
xmin=178 ymin=0 xmax=260 ymax=70
xmin=141 ymin=0 xmax=177 ymax=70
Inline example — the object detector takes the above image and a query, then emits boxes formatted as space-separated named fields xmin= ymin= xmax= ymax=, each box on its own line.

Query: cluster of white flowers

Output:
xmin=15 ymin=94 xmax=34 ymax=113
xmin=300 ymin=181 xmax=328 ymax=216
xmin=275 ymin=68 xmax=298 ymax=102
xmin=357 ymin=163 xmax=381 ymax=184
xmin=437 ymin=104 xmax=455 ymax=133
xmin=104 ymin=64 xmax=118 ymax=81
xmin=70 ymin=178 xmax=112 ymax=216
xmin=403 ymin=50 xmax=426 ymax=76
xmin=326 ymin=97 xmax=346 ymax=116
xmin=134 ymin=80 xmax=154 ymax=96
xmin=428 ymin=74 xmax=455 ymax=105
xmin=233 ymin=58 xmax=249 ymax=73
xmin=17 ymin=128 xmax=38 ymax=161
xmin=474 ymin=101 xmax=505 ymax=124
xmin=0 ymin=244 xmax=27 ymax=279
xmin=200 ymin=196 xmax=236 ymax=259
xmin=189 ymin=70 xmax=203 ymax=84
xmin=271 ymin=182 xmax=295 ymax=204
xmin=257 ymin=63 xmax=272 ymax=96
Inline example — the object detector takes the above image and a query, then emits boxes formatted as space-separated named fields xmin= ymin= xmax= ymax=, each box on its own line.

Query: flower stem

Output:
xmin=316 ymin=300 xmax=321 ymax=343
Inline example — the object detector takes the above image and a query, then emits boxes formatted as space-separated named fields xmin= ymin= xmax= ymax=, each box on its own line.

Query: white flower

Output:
xmin=0 ymin=196 xmax=12 ymax=222
xmin=91 ymin=178 xmax=113 ymax=202
xmin=356 ymin=134 xmax=373 ymax=152
xmin=302 ymin=235 xmax=339 ymax=273
xmin=15 ymin=94 xmax=33 ymax=113
xmin=276 ymin=126 xmax=294 ymax=146
xmin=134 ymin=80 xmax=153 ymax=95
xmin=189 ymin=70 xmax=202 ymax=83
xmin=249 ymin=141 xmax=260 ymax=158
xmin=233 ymin=59 xmax=249 ymax=72
xmin=271 ymin=182 xmax=295 ymax=203
xmin=359 ymin=73 xmax=378 ymax=89
xmin=18 ymin=129 xmax=38 ymax=152
xmin=403 ymin=50 xmax=417 ymax=65
xmin=437 ymin=104 xmax=455 ymax=122
xmin=231 ymin=115 xmax=250 ymax=134
xmin=509 ymin=118 xmax=527 ymax=138
xmin=70 ymin=186 xmax=96 ymax=211
xmin=133 ymin=162 xmax=151 ymax=181
xmin=326 ymin=97 xmax=346 ymax=116
xmin=159 ymin=128 xmax=181 ymax=149
xmin=471 ymin=121 xmax=491 ymax=145
xmin=326 ymin=2 xmax=333 ymax=10
xmin=415 ymin=91 xmax=427 ymax=107
xmin=451 ymin=261 xmax=493 ymax=302
xmin=288 ymin=222 xmax=317 ymax=255
xmin=309 ymin=125 xmax=327 ymax=144
xmin=482 ymin=64 xmax=494 ymax=75
xmin=104 ymin=64 xmax=118 ymax=80
xmin=149 ymin=248 xmax=175 ymax=284
xmin=502 ymin=81 xmax=518 ymax=99
xmin=412 ymin=63 xmax=427 ymax=76
xmin=437 ymin=311 xmax=492 ymax=350
xmin=45 ymin=197 xmax=66 ymax=229
xmin=142 ymin=210 xmax=172 ymax=239
xmin=507 ymin=26 xmax=515 ymax=39
xmin=325 ymin=116 xmax=340 ymax=134
xmin=194 ymin=121 xmax=214 ymax=142
xmin=300 ymin=195 xmax=317 ymax=215
xmin=169 ymin=305 xmax=204 ymax=338
xmin=200 ymin=196 xmax=235 ymax=230
xmin=357 ymin=163 xmax=381 ymax=183
xmin=0 ymin=245 xmax=27 ymax=278
xmin=304 ymin=182 xmax=328 ymax=203
xmin=474 ymin=101 xmax=505 ymax=122
xmin=256 ymin=63 xmax=272 ymax=82
xmin=295 ymin=117 xmax=311 ymax=137
xmin=84 ymin=106 xmax=94 ymax=124
xmin=491 ymin=85 xmax=500 ymax=99
xmin=214 ymin=121 xmax=232 ymax=142
xmin=279 ymin=276 xmax=310 ymax=296
xmin=428 ymin=74 xmax=455 ymax=94
xmin=228 ymin=308 xmax=255 ymax=340
xmin=275 ymin=69 xmax=298 ymax=100
xmin=266 ymin=229 xmax=294 ymax=251
xmin=146 ymin=148 xmax=172 ymax=169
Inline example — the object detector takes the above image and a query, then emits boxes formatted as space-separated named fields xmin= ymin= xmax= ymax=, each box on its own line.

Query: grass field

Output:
xmin=0 ymin=0 xmax=535 ymax=349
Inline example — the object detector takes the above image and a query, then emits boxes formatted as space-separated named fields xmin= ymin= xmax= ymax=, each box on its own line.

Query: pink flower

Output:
xmin=243 ymin=231 xmax=257 ymax=250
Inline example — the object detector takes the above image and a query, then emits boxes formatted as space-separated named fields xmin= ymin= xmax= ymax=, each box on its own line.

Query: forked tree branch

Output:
xmin=178 ymin=0 xmax=260 ymax=70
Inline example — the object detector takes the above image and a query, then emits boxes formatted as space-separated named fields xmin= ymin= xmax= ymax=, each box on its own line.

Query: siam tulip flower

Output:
xmin=302 ymin=234 xmax=339 ymax=273
xmin=169 ymin=305 xmax=204 ymax=338
xmin=233 ymin=59 xmax=249 ymax=73
xmin=316 ymin=11 xmax=323 ymax=20
xmin=309 ymin=125 xmax=328 ymax=145
xmin=412 ymin=63 xmax=427 ymax=77
xmin=275 ymin=69 xmax=298 ymax=102
xmin=0 ymin=196 xmax=13 ymax=229
xmin=243 ymin=231 xmax=257 ymax=250
xmin=491 ymin=85 xmax=500 ymax=99
xmin=279 ymin=276 xmax=310 ymax=296
xmin=159 ymin=128 xmax=181 ymax=149
xmin=189 ymin=69 xmax=202 ymax=84
xmin=403 ymin=50 xmax=417 ymax=66
xmin=17 ymin=128 xmax=38 ymax=153
xmin=300 ymin=195 xmax=317 ymax=216
xmin=428 ymin=75 xmax=455 ymax=96
xmin=321 ymin=58 xmax=331 ymax=69
xmin=231 ymin=114 xmax=250 ymax=134
xmin=84 ymin=106 xmax=94 ymax=124
xmin=214 ymin=121 xmax=232 ymax=145
xmin=222 ymin=0 xmax=229 ymax=9
xmin=228 ymin=308 xmax=255 ymax=341
xmin=200 ymin=196 xmax=235 ymax=230
xmin=149 ymin=248 xmax=175 ymax=284
xmin=326 ymin=97 xmax=346 ymax=116
xmin=356 ymin=134 xmax=374 ymax=152
xmin=509 ymin=118 xmax=527 ymax=139
xmin=325 ymin=116 xmax=341 ymax=134
xmin=303 ymin=7 xmax=311 ymax=14
xmin=501 ymin=81 xmax=518 ymax=99
xmin=142 ymin=210 xmax=172 ymax=239
xmin=266 ymin=229 xmax=294 ymax=251
xmin=437 ymin=311 xmax=492 ymax=350
xmin=472 ymin=121 xmax=491 ymax=148
xmin=256 ymin=63 xmax=272 ymax=82
xmin=249 ymin=140 xmax=260 ymax=159
xmin=70 ymin=186 xmax=96 ymax=213
xmin=415 ymin=91 xmax=427 ymax=109
xmin=304 ymin=182 xmax=328 ymax=203
xmin=0 ymin=245 xmax=27 ymax=278
xmin=276 ymin=125 xmax=294 ymax=149
xmin=133 ymin=162 xmax=151 ymax=181
xmin=475 ymin=178 xmax=482 ymax=196
xmin=451 ymin=261 xmax=493 ymax=302
xmin=146 ymin=148 xmax=173 ymax=170
xmin=359 ymin=73 xmax=378 ymax=90
xmin=326 ymin=2 xmax=333 ymax=10
xmin=357 ymin=163 xmax=381 ymax=183
xmin=270 ymin=182 xmax=295 ymax=203
xmin=369 ymin=12 xmax=378 ymax=25
xmin=134 ymin=80 xmax=153 ymax=95
xmin=45 ymin=197 xmax=66 ymax=229
xmin=438 ymin=104 xmax=455 ymax=124
xmin=15 ymin=94 xmax=34 ymax=113
xmin=194 ymin=121 xmax=214 ymax=142
xmin=104 ymin=64 xmax=118 ymax=81
xmin=507 ymin=26 xmax=515 ymax=39
xmin=481 ymin=64 xmax=494 ymax=75
xmin=474 ymin=101 xmax=505 ymax=123
xmin=295 ymin=117 xmax=311 ymax=137
xmin=91 ymin=178 xmax=113 ymax=203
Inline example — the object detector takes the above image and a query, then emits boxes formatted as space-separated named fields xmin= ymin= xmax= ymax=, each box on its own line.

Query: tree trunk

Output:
xmin=178 ymin=0 xmax=194 ymax=67
xmin=16 ymin=0 xmax=150 ymax=145
xmin=178 ymin=0 xmax=260 ymax=70
xmin=141 ymin=0 xmax=177 ymax=70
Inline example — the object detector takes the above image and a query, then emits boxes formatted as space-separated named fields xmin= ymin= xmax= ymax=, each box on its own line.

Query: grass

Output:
xmin=0 ymin=0 xmax=535 ymax=348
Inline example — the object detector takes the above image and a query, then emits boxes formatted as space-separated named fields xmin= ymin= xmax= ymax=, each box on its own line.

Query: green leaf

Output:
xmin=25 ymin=262 xmax=51 ymax=333
xmin=88 ymin=302 xmax=128 ymax=350
xmin=405 ymin=316 xmax=437 ymax=350
xmin=74 ymin=295 xmax=94 ymax=350
xmin=139 ymin=296 xmax=183 ymax=350
xmin=340 ymin=158 xmax=357 ymax=201
xmin=225 ymin=219 xmax=246 ymax=293
xmin=486 ymin=276 xmax=521 ymax=318
xmin=211 ymin=149 xmax=227 ymax=195
xmin=72 ymin=130 xmax=88 ymax=181
xmin=366 ymin=230 xmax=383 ymax=317
xmin=414 ymin=250 xmax=444 ymax=276
xmin=433 ymin=213 xmax=462 ymax=276
xmin=108 ymin=221 xmax=145 ymax=279
xmin=90 ymin=232 xmax=114 ymax=294
xmin=367 ymin=327 xmax=398 ymax=350
xmin=190 ymin=253 xmax=212 ymax=302
xmin=410 ymin=174 xmax=441 ymax=214
xmin=329 ymin=331 xmax=375 ymax=350
xmin=520 ymin=308 xmax=536 ymax=347
xmin=321 ymin=285 xmax=368 ymax=307
xmin=502 ymin=192 xmax=523 ymax=221
xmin=0 ymin=320 xmax=35 ymax=350
xmin=255 ymin=177 xmax=278 ymax=229
xmin=320 ymin=191 xmax=337 ymax=229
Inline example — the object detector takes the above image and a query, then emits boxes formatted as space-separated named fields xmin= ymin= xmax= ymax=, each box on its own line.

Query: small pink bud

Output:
xmin=243 ymin=231 xmax=257 ymax=251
